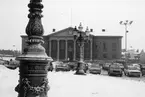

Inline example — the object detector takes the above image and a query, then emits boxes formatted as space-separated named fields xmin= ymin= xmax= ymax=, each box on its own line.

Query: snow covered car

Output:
xmin=47 ymin=61 xmax=54 ymax=72
xmin=140 ymin=64 xmax=145 ymax=76
xmin=108 ymin=63 xmax=123 ymax=76
xmin=68 ymin=61 xmax=78 ymax=71
xmin=55 ymin=62 xmax=70 ymax=71
xmin=102 ymin=63 xmax=112 ymax=70
xmin=117 ymin=63 xmax=124 ymax=71
xmin=88 ymin=64 xmax=101 ymax=74
xmin=5 ymin=60 xmax=20 ymax=70
xmin=0 ymin=58 xmax=5 ymax=65
xmin=132 ymin=63 xmax=140 ymax=70
xmin=124 ymin=65 xmax=141 ymax=77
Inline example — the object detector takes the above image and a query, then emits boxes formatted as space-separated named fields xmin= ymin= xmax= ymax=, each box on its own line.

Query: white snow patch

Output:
xmin=0 ymin=67 xmax=145 ymax=97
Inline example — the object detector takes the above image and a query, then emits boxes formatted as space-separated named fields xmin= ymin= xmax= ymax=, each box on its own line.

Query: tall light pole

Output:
xmin=13 ymin=44 xmax=16 ymax=57
xmin=120 ymin=20 xmax=133 ymax=60
xmin=73 ymin=23 xmax=91 ymax=74
xmin=15 ymin=0 xmax=52 ymax=97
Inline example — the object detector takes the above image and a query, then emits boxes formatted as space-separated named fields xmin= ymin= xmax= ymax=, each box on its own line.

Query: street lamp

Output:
xmin=15 ymin=0 xmax=52 ymax=97
xmin=12 ymin=44 xmax=16 ymax=57
xmin=73 ymin=23 xmax=91 ymax=75
xmin=120 ymin=20 xmax=133 ymax=61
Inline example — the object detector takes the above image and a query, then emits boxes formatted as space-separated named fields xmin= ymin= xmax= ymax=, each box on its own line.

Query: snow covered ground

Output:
xmin=0 ymin=65 xmax=145 ymax=97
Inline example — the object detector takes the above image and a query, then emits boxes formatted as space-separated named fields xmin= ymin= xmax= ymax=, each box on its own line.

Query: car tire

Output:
xmin=127 ymin=73 xmax=130 ymax=77
xmin=108 ymin=72 xmax=111 ymax=76
xmin=120 ymin=74 xmax=122 ymax=77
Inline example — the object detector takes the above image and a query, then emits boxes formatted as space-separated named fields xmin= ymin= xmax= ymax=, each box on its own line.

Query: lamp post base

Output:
xmin=75 ymin=70 xmax=86 ymax=75
xmin=74 ymin=61 xmax=86 ymax=75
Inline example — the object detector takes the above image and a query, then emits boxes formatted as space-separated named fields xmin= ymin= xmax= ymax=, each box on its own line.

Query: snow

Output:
xmin=0 ymin=65 xmax=145 ymax=97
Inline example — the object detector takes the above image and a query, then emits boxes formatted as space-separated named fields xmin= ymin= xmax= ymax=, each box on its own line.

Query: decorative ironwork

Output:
xmin=15 ymin=78 xmax=49 ymax=97
xmin=26 ymin=0 xmax=44 ymax=37
xmin=73 ymin=23 xmax=91 ymax=62
xmin=15 ymin=0 xmax=52 ymax=97
xmin=73 ymin=23 xmax=91 ymax=75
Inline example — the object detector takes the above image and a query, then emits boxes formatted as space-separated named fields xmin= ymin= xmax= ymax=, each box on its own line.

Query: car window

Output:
xmin=128 ymin=66 xmax=139 ymax=70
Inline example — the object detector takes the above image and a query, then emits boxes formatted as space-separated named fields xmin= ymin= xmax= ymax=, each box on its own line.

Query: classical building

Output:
xmin=21 ymin=27 xmax=122 ymax=61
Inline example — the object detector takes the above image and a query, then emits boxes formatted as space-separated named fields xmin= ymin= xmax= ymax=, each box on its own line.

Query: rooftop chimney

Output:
xmin=52 ymin=29 xmax=56 ymax=32
xmin=102 ymin=29 xmax=105 ymax=32
xmin=90 ymin=29 xmax=93 ymax=32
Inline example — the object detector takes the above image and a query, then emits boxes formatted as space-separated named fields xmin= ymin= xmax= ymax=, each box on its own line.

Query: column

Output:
xmin=15 ymin=0 xmax=51 ymax=97
xmin=65 ymin=40 xmax=68 ymax=60
xmin=90 ymin=40 xmax=92 ymax=61
xmin=57 ymin=39 xmax=59 ymax=61
xmin=49 ymin=40 xmax=51 ymax=57
xmin=73 ymin=40 xmax=76 ymax=61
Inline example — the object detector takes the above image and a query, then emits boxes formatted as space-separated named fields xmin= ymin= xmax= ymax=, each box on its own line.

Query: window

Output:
xmin=112 ymin=54 xmax=116 ymax=59
xmin=52 ymin=40 xmax=57 ymax=50
xmin=103 ymin=53 xmax=107 ymax=59
xmin=103 ymin=42 xmax=107 ymax=52
xmin=95 ymin=41 xmax=100 ymax=52
xmin=60 ymin=40 xmax=65 ymax=50
xmin=112 ymin=43 xmax=117 ymax=51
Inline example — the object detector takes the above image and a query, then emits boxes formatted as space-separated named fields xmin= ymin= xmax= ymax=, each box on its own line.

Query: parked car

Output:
xmin=102 ymin=63 xmax=112 ymax=70
xmin=5 ymin=59 xmax=20 ymax=70
xmin=140 ymin=64 xmax=145 ymax=76
xmin=131 ymin=63 xmax=140 ymax=70
xmin=55 ymin=62 xmax=70 ymax=71
xmin=52 ymin=61 xmax=63 ymax=68
xmin=117 ymin=63 xmax=124 ymax=71
xmin=124 ymin=65 xmax=141 ymax=77
xmin=0 ymin=58 xmax=5 ymax=65
xmin=47 ymin=61 xmax=54 ymax=72
xmin=68 ymin=61 xmax=78 ymax=71
xmin=108 ymin=63 xmax=123 ymax=76
xmin=88 ymin=63 xmax=101 ymax=74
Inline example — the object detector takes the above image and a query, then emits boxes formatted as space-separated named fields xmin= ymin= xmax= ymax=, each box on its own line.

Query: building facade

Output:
xmin=21 ymin=27 xmax=122 ymax=61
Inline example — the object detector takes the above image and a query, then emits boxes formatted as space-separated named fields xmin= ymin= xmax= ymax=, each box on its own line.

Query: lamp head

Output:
xmin=85 ymin=26 xmax=90 ymax=36
xmin=120 ymin=21 xmax=123 ymax=24
xmin=73 ymin=26 xmax=78 ymax=40
xmin=78 ymin=22 xmax=83 ymax=31
xmin=129 ymin=21 xmax=133 ymax=25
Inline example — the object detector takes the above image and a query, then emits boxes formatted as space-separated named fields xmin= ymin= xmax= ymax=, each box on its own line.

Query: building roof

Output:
xmin=46 ymin=27 xmax=122 ymax=37
xmin=21 ymin=27 xmax=123 ymax=38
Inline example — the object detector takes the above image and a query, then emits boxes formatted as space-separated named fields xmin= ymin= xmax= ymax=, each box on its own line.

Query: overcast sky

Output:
xmin=0 ymin=0 xmax=145 ymax=51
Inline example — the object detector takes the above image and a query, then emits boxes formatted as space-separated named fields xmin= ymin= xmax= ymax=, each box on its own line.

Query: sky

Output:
xmin=0 ymin=0 xmax=145 ymax=51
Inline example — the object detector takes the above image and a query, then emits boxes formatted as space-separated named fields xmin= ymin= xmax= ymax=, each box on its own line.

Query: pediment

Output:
xmin=48 ymin=27 xmax=74 ymax=37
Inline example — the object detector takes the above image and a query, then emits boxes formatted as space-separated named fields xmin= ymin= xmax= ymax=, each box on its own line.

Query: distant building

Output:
xmin=127 ymin=49 xmax=140 ymax=60
xmin=21 ymin=27 xmax=122 ymax=61
xmin=139 ymin=50 xmax=145 ymax=63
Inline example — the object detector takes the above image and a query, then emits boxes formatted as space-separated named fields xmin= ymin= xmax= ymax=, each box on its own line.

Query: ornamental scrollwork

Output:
xmin=15 ymin=78 xmax=50 ymax=96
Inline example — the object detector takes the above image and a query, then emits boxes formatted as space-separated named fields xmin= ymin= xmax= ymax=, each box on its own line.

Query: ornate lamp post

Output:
xmin=15 ymin=0 xmax=52 ymax=97
xmin=73 ymin=23 xmax=90 ymax=75
xmin=120 ymin=20 xmax=133 ymax=61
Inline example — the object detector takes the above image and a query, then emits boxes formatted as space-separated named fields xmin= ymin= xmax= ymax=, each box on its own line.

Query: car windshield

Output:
xmin=110 ymin=63 xmax=120 ymax=68
xmin=128 ymin=66 xmax=139 ymax=70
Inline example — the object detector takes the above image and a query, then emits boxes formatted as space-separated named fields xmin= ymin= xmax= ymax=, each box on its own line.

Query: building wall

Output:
xmin=92 ymin=36 xmax=122 ymax=60
xmin=21 ymin=35 xmax=122 ymax=61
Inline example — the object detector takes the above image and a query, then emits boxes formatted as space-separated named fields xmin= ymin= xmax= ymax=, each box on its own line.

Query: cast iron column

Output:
xmin=79 ymin=41 xmax=84 ymax=62
xmin=15 ymin=0 xmax=52 ymax=97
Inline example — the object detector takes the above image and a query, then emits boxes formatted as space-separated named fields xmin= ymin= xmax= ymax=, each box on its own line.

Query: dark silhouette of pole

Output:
xmin=120 ymin=20 xmax=133 ymax=51
xmin=120 ymin=20 xmax=133 ymax=60
xmin=15 ymin=0 xmax=52 ymax=97
xmin=73 ymin=23 xmax=90 ymax=75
